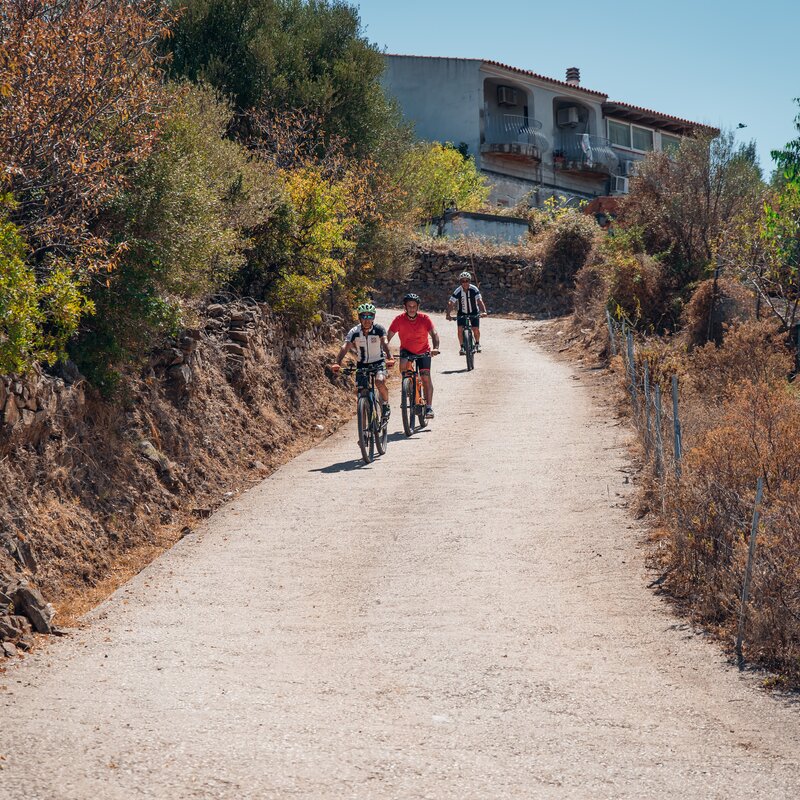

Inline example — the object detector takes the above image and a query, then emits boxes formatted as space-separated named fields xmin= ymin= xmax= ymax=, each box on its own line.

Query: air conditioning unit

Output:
xmin=624 ymin=159 xmax=640 ymax=177
xmin=557 ymin=106 xmax=580 ymax=127
xmin=611 ymin=176 xmax=629 ymax=194
xmin=497 ymin=85 xmax=518 ymax=107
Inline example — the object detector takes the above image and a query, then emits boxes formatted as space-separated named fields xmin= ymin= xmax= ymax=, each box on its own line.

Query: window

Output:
xmin=608 ymin=119 xmax=656 ymax=152
xmin=608 ymin=119 xmax=631 ymax=148
xmin=661 ymin=133 xmax=681 ymax=153
xmin=632 ymin=126 xmax=654 ymax=151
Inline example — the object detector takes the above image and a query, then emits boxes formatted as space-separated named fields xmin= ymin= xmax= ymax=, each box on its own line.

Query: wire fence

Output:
xmin=607 ymin=318 xmax=768 ymax=671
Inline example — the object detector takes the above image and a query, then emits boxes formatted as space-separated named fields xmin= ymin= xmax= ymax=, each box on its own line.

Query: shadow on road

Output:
xmin=440 ymin=368 xmax=468 ymax=374
xmin=309 ymin=458 xmax=369 ymax=474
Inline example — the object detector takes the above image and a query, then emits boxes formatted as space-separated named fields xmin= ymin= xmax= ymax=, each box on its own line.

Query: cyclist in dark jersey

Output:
xmin=331 ymin=303 xmax=394 ymax=420
xmin=446 ymin=271 xmax=487 ymax=353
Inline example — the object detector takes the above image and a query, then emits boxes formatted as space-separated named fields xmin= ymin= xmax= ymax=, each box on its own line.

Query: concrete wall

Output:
xmin=440 ymin=211 xmax=530 ymax=244
xmin=383 ymin=56 xmax=483 ymax=159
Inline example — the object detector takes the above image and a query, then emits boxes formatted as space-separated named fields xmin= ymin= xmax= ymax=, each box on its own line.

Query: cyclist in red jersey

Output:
xmin=387 ymin=293 xmax=440 ymax=419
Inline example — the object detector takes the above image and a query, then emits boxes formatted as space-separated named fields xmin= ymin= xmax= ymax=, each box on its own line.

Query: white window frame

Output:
xmin=606 ymin=119 xmax=657 ymax=154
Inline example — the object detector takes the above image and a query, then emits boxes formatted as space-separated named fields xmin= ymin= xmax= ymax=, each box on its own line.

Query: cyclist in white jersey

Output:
xmin=331 ymin=303 xmax=394 ymax=420
xmin=446 ymin=271 xmax=487 ymax=353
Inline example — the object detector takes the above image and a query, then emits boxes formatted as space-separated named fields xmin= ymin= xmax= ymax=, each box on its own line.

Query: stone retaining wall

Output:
xmin=373 ymin=246 xmax=572 ymax=317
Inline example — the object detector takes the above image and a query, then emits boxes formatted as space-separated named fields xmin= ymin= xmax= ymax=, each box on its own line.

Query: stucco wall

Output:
xmin=382 ymin=56 xmax=482 ymax=159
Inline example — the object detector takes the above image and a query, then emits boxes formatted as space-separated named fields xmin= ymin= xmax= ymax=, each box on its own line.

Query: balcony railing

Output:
xmin=482 ymin=114 xmax=549 ymax=160
xmin=554 ymin=134 xmax=619 ymax=175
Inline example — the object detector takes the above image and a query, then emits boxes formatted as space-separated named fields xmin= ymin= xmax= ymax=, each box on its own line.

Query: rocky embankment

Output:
xmin=0 ymin=300 xmax=351 ymax=656
xmin=375 ymin=244 xmax=573 ymax=316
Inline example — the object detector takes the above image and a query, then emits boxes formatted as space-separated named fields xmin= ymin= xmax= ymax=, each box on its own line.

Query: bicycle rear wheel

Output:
xmin=401 ymin=377 xmax=414 ymax=437
xmin=357 ymin=396 xmax=373 ymax=463
xmin=374 ymin=396 xmax=388 ymax=455
xmin=464 ymin=328 xmax=474 ymax=371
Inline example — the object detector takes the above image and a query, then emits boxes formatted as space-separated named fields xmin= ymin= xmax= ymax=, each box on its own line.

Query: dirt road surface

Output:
xmin=1 ymin=313 xmax=798 ymax=800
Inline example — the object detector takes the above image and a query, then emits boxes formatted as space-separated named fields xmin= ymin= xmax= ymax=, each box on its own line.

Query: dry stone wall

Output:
xmin=374 ymin=246 xmax=572 ymax=316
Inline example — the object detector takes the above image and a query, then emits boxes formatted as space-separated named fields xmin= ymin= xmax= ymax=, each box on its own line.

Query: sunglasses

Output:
xmin=359 ymin=313 xmax=375 ymax=320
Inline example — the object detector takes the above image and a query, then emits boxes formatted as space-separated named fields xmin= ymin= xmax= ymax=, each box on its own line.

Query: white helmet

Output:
xmin=459 ymin=271 xmax=472 ymax=280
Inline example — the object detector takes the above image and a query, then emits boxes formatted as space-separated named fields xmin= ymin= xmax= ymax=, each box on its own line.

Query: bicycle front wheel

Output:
xmin=401 ymin=377 xmax=414 ymax=437
xmin=464 ymin=328 xmax=475 ymax=371
xmin=374 ymin=396 xmax=387 ymax=455
xmin=416 ymin=379 xmax=428 ymax=429
xmin=357 ymin=396 xmax=373 ymax=463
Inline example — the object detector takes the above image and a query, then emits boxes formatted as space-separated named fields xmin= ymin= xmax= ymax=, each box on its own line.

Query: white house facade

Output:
xmin=382 ymin=55 xmax=718 ymax=208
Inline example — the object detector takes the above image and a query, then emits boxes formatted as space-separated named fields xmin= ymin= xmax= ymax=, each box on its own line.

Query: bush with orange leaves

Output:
xmin=663 ymin=380 xmax=800 ymax=681
xmin=0 ymin=0 xmax=170 ymax=271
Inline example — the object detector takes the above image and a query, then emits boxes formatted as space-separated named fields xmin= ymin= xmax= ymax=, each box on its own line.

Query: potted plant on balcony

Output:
xmin=553 ymin=149 xmax=566 ymax=168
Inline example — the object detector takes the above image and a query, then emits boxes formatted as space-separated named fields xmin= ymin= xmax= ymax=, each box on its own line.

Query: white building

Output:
xmin=382 ymin=55 xmax=719 ymax=208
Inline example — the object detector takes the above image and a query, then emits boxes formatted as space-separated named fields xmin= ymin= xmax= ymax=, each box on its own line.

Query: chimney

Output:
xmin=566 ymin=67 xmax=580 ymax=86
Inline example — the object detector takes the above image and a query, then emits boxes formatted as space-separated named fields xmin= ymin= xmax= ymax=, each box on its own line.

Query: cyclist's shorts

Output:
xmin=399 ymin=349 xmax=431 ymax=371
xmin=356 ymin=362 xmax=387 ymax=386
xmin=457 ymin=313 xmax=480 ymax=329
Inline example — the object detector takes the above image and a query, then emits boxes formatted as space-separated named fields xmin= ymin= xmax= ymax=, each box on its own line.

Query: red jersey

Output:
xmin=388 ymin=312 xmax=434 ymax=355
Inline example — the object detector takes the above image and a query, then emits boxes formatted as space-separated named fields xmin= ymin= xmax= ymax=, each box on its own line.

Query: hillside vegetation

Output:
xmin=570 ymin=110 xmax=800 ymax=686
xmin=0 ymin=0 xmax=488 ymax=392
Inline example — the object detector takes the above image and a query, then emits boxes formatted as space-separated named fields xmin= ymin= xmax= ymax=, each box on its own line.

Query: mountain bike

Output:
xmin=455 ymin=315 xmax=477 ymax=371
xmin=341 ymin=363 xmax=388 ymax=463
xmin=400 ymin=353 xmax=430 ymax=437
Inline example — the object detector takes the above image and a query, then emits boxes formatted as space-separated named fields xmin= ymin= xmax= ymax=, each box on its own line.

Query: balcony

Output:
xmin=482 ymin=114 xmax=549 ymax=162
xmin=554 ymin=134 xmax=619 ymax=176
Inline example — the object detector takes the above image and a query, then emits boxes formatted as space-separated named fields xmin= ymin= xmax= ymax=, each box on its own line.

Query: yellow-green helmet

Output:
xmin=357 ymin=302 xmax=376 ymax=316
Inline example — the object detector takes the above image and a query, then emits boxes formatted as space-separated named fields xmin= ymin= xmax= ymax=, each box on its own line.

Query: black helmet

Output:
xmin=402 ymin=292 xmax=421 ymax=305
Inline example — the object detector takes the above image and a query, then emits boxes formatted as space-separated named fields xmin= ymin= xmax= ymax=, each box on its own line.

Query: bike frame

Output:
xmin=341 ymin=362 xmax=387 ymax=462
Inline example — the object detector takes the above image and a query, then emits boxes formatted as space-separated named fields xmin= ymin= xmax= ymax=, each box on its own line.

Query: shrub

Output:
xmin=665 ymin=381 xmax=800 ymax=679
xmin=534 ymin=209 xmax=598 ymax=283
xmin=0 ymin=0 xmax=168 ymax=271
xmin=0 ymin=207 xmax=91 ymax=374
xmin=573 ymin=230 xmax=666 ymax=330
xmin=681 ymin=276 xmax=754 ymax=348
xmin=72 ymin=84 xmax=279 ymax=390
xmin=687 ymin=319 xmax=792 ymax=404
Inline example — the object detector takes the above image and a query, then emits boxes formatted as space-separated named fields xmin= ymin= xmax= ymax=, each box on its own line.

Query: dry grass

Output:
xmin=617 ymin=318 xmax=800 ymax=685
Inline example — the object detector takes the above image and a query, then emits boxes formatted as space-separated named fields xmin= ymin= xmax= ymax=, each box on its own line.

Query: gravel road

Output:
xmin=1 ymin=313 xmax=798 ymax=800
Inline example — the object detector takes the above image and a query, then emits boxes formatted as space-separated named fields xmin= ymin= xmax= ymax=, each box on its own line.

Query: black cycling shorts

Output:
xmin=399 ymin=348 xmax=431 ymax=371
xmin=457 ymin=313 xmax=480 ymax=329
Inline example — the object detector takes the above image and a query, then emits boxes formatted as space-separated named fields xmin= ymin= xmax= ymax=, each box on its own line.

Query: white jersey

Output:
xmin=450 ymin=283 xmax=482 ymax=315
xmin=345 ymin=323 xmax=387 ymax=365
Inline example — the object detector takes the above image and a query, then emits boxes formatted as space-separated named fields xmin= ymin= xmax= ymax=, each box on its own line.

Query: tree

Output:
xmin=167 ymin=0 xmax=394 ymax=155
xmin=399 ymin=142 xmax=489 ymax=222
xmin=0 ymin=0 xmax=170 ymax=273
xmin=755 ymin=100 xmax=800 ymax=330
xmin=621 ymin=131 xmax=765 ymax=285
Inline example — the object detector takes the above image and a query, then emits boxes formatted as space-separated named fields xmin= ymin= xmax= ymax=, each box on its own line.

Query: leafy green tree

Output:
xmin=756 ymin=100 xmax=800 ymax=330
xmin=400 ymin=142 xmax=489 ymax=221
xmin=168 ymin=0 xmax=394 ymax=155
xmin=72 ymin=84 xmax=280 ymax=390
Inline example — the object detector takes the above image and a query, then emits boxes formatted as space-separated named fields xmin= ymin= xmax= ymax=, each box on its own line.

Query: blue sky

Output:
xmin=355 ymin=0 xmax=798 ymax=175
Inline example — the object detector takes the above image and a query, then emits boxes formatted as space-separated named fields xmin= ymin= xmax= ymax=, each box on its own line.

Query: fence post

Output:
xmin=626 ymin=331 xmax=639 ymax=421
xmin=735 ymin=476 xmax=765 ymax=667
xmin=643 ymin=362 xmax=651 ymax=459
xmin=605 ymin=309 xmax=617 ymax=356
xmin=672 ymin=375 xmax=682 ymax=479
xmin=654 ymin=384 xmax=664 ymax=478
